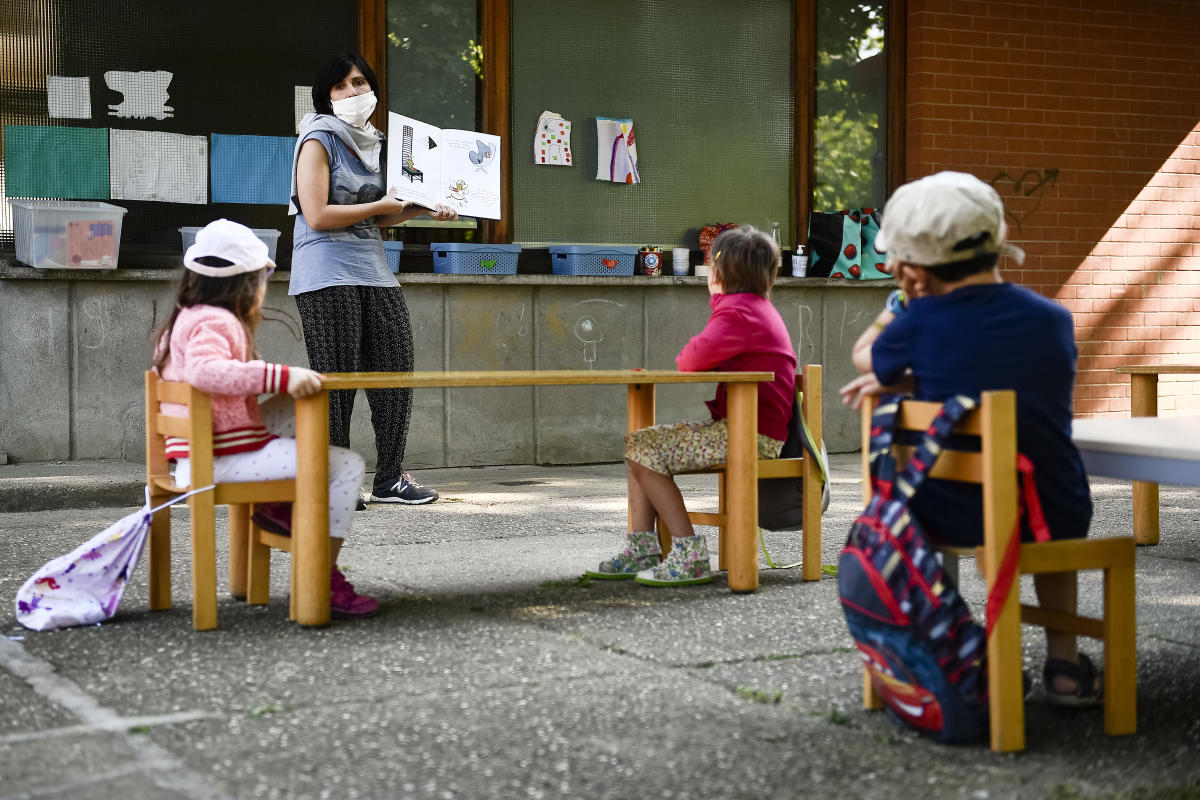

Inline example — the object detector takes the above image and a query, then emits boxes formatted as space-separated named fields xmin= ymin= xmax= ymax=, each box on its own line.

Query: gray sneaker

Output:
xmin=371 ymin=472 xmax=439 ymax=504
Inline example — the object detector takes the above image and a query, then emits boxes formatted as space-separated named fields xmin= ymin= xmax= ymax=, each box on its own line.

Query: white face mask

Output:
xmin=331 ymin=90 xmax=377 ymax=128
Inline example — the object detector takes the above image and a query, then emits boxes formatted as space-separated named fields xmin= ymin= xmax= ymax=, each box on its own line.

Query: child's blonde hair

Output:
xmin=710 ymin=226 xmax=779 ymax=297
xmin=152 ymin=266 xmax=267 ymax=372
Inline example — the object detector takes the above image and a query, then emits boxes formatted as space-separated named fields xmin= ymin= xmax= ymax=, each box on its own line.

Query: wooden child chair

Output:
xmin=859 ymin=391 xmax=1137 ymax=751
xmin=144 ymin=370 xmax=300 ymax=631
xmin=663 ymin=364 xmax=825 ymax=583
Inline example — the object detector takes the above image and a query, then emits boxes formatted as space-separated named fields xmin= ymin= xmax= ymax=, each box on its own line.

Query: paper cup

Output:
xmin=672 ymin=247 xmax=690 ymax=275
xmin=694 ymin=262 xmax=709 ymax=278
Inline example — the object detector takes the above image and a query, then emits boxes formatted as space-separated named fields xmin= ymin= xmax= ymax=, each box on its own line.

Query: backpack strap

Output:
xmin=866 ymin=394 xmax=904 ymax=495
xmin=984 ymin=454 xmax=1052 ymax=636
xmin=889 ymin=394 xmax=979 ymax=502
xmin=794 ymin=390 xmax=828 ymax=486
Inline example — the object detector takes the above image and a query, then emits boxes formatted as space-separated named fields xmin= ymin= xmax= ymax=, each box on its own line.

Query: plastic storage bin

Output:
xmin=180 ymin=227 xmax=281 ymax=263
xmin=548 ymin=245 xmax=638 ymax=276
xmin=382 ymin=241 xmax=404 ymax=273
xmin=430 ymin=242 xmax=521 ymax=275
xmin=9 ymin=200 xmax=128 ymax=269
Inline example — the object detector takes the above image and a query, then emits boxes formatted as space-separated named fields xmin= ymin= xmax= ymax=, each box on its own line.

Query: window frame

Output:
xmin=360 ymin=0 xmax=904 ymax=246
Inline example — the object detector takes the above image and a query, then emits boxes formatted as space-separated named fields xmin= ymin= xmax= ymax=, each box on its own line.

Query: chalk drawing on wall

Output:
xmin=796 ymin=303 xmax=816 ymax=366
xmin=46 ymin=76 xmax=91 ymax=119
xmin=567 ymin=298 xmax=625 ymax=369
xmin=104 ymin=70 xmax=174 ymax=119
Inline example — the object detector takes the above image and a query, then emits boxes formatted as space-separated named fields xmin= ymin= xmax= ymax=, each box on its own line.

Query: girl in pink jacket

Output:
xmin=153 ymin=219 xmax=376 ymax=618
xmin=588 ymin=226 xmax=797 ymax=586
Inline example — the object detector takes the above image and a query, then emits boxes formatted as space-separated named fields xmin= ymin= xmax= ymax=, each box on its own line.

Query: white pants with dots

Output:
xmin=173 ymin=396 xmax=365 ymax=538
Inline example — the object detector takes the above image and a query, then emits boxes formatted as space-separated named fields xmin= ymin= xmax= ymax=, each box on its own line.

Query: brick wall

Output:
xmin=905 ymin=0 xmax=1200 ymax=415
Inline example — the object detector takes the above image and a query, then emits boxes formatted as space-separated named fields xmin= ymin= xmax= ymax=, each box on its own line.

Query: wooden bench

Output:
xmin=861 ymin=392 xmax=1137 ymax=752
xmin=283 ymin=370 xmax=777 ymax=625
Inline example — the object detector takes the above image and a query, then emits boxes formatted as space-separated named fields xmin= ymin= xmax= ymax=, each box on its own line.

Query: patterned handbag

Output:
xmin=807 ymin=208 xmax=889 ymax=280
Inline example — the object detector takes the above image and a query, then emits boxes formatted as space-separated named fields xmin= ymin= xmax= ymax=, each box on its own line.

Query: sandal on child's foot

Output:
xmin=586 ymin=530 xmax=662 ymax=580
xmin=1043 ymin=652 xmax=1103 ymax=708
xmin=635 ymin=534 xmax=713 ymax=587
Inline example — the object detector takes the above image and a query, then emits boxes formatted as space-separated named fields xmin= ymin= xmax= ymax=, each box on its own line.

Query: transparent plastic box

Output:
xmin=9 ymin=200 xmax=128 ymax=269
xmin=180 ymin=227 xmax=281 ymax=263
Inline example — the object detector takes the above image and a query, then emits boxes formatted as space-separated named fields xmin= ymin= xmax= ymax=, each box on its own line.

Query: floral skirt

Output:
xmin=624 ymin=419 xmax=784 ymax=476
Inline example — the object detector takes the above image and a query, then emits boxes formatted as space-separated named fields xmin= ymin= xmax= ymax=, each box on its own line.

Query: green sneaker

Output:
xmin=635 ymin=534 xmax=713 ymax=587
xmin=586 ymin=530 xmax=661 ymax=580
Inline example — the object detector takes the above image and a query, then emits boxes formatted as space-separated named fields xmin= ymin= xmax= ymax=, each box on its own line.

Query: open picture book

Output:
xmin=387 ymin=112 xmax=502 ymax=220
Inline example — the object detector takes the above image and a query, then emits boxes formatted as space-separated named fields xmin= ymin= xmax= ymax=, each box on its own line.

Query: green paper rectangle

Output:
xmin=4 ymin=125 xmax=109 ymax=199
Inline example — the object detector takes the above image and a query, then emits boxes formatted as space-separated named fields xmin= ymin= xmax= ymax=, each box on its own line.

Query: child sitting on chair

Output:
xmin=588 ymin=226 xmax=797 ymax=586
xmin=152 ymin=219 xmax=377 ymax=618
xmin=839 ymin=171 xmax=1099 ymax=706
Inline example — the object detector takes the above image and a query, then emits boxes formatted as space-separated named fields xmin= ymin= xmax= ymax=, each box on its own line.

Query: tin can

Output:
xmin=639 ymin=248 xmax=662 ymax=276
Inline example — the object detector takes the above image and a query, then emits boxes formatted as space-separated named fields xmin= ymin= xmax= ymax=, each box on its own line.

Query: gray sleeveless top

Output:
xmin=289 ymin=126 xmax=397 ymax=295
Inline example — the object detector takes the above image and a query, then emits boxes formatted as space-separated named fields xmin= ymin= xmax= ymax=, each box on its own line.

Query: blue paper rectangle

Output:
xmin=210 ymin=134 xmax=295 ymax=205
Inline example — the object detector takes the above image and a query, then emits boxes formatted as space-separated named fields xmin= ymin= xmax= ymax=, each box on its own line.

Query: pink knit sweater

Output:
xmin=158 ymin=305 xmax=290 ymax=459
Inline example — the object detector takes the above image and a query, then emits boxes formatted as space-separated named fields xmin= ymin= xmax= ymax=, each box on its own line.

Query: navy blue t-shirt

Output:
xmin=871 ymin=282 xmax=1092 ymax=545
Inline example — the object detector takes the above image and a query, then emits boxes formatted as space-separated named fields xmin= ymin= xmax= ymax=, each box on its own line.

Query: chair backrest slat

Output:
xmin=156 ymin=381 xmax=192 ymax=404
xmin=156 ymin=416 xmax=191 ymax=439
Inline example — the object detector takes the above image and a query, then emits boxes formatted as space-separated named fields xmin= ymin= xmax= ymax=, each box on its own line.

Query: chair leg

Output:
xmin=228 ymin=504 xmax=250 ymax=601
xmin=148 ymin=499 xmax=172 ymax=611
xmin=717 ymin=472 xmax=727 ymax=572
xmin=191 ymin=495 xmax=218 ymax=631
xmin=246 ymin=512 xmax=272 ymax=606
xmin=863 ymin=665 xmax=884 ymax=710
xmin=289 ymin=556 xmax=298 ymax=622
xmin=1103 ymin=561 xmax=1138 ymax=736
xmin=656 ymin=518 xmax=672 ymax=558
xmin=987 ymin=589 xmax=1026 ymax=752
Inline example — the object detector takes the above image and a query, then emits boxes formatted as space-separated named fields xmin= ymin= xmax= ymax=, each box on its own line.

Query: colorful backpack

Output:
xmin=837 ymin=394 xmax=1048 ymax=743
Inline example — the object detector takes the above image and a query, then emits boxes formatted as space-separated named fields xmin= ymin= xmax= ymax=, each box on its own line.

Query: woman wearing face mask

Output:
xmin=288 ymin=51 xmax=455 ymax=506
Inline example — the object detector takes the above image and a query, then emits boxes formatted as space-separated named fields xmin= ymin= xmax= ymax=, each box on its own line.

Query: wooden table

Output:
xmin=1114 ymin=365 xmax=1200 ymax=545
xmin=290 ymin=370 xmax=775 ymax=626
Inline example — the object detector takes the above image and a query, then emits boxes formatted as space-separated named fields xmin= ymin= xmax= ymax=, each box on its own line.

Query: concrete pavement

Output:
xmin=1 ymin=455 xmax=1198 ymax=799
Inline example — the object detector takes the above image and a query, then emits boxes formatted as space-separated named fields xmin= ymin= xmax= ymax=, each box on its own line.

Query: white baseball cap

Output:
xmin=183 ymin=219 xmax=275 ymax=277
xmin=875 ymin=171 xmax=1024 ymax=268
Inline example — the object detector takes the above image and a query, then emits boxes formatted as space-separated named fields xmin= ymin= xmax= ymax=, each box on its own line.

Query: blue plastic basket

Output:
xmin=430 ymin=242 xmax=521 ymax=275
xmin=382 ymin=241 xmax=404 ymax=273
xmin=547 ymin=246 xmax=638 ymax=276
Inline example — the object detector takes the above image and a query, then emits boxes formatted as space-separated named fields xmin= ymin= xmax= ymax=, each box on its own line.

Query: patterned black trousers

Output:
xmin=294 ymin=284 xmax=414 ymax=492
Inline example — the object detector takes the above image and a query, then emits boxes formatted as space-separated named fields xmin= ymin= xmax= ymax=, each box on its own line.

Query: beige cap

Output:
xmin=875 ymin=171 xmax=1024 ymax=267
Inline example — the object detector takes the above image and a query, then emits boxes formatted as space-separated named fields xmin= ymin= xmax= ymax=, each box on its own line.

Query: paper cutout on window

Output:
xmin=211 ymin=134 xmax=295 ymax=205
xmin=47 ymin=76 xmax=91 ymax=119
xmin=3 ymin=125 xmax=109 ymax=198
xmin=294 ymin=85 xmax=312 ymax=133
xmin=595 ymin=117 xmax=639 ymax=183
xmin=110 ymin=130 xmax=207 ymax=204
xmin=104 ymin=70 xmax=174 ymax=120
xmin=534 ymin=110 xmax=572 ymax=166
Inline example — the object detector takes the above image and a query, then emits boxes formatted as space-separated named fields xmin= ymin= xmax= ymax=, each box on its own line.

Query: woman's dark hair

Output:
xmin=311 ymin=51 xmax=380 ymax=115
xmin=709 ymin=225 xmax=779 ymax=298
xmin=152 ymin=268 xmax=267 ymax=372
